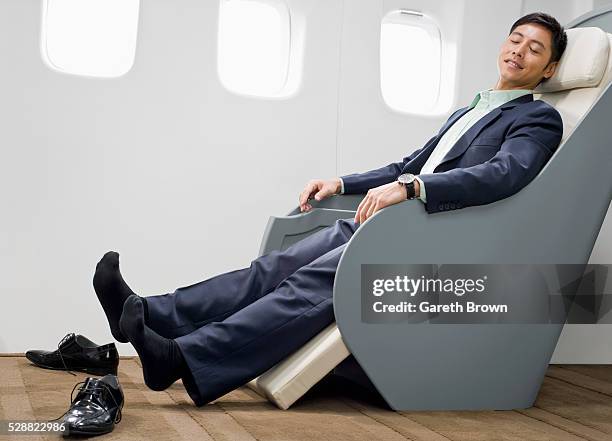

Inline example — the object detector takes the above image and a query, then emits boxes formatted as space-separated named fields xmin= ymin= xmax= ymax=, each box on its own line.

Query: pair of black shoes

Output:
xmin=27 ymin=334 xmax=124 ymax=436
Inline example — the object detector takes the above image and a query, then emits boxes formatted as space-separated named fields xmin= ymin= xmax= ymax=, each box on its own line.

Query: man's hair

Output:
xmin=510 ymin=12 xmax=568 ymax=64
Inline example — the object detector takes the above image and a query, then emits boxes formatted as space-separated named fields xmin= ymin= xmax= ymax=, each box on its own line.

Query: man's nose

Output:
xmin=513 ymin=42 xmax=528 ymax=57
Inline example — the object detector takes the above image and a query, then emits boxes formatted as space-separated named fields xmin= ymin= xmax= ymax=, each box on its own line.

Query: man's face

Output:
xmin=497 ymin=23 xmax=558 ymax=89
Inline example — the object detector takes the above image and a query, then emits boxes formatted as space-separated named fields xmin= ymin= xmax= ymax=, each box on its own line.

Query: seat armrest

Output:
xmin=286 ymin=194 xmax=364 ymax=216
xmin=258 ymin=195 xmax=364 ymax=256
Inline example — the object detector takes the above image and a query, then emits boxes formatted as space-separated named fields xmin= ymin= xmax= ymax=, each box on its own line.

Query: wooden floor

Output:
xmin=1 ymin=356 xmax=612 ymax=441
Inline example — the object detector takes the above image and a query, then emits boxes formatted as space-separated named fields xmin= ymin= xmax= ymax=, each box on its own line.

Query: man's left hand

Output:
xmin=354 ymin=182 xmax=408 ymax=224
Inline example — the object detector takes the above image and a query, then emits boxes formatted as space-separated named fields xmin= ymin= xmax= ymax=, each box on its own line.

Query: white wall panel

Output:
xmin=0 ymin=0 xmax=343 ymax=354
xmin=522 ymin=0 xmax=595 ymax=24
xmin=0 ymin=0 xmax=610 ymax=362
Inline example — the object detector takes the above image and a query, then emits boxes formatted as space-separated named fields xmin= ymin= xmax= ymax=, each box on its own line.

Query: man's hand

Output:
xmin=354 ymin=181 xmax=408 ymax=224
xmin=299 ymin=178 xmax=342 ymax=212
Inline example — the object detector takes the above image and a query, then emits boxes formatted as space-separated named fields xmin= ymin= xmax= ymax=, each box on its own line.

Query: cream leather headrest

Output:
xmin=535 ymin=27 xmax=610 ymax=93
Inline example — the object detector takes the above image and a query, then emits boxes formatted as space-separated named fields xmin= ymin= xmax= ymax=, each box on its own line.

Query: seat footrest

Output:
xmin=246 ymin=323 xmax=350 ymax=410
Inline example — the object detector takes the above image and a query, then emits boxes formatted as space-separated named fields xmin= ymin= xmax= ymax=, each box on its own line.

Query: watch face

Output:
xmin=398 ymin=173 xmax=415 ymax=184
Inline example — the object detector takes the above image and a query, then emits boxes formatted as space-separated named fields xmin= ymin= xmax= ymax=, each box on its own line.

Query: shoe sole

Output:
xmin=25 ymin=358 xmax=117 ymax=376
xmin=62 ymin=425 xmax=115 ymax=437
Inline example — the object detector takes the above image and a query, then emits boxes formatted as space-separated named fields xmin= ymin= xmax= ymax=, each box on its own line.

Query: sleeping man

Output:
xmin=93 ymin=12 xmax=566 ymax=406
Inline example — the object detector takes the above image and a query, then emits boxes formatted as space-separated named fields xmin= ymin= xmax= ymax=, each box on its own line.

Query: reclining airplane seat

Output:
xmin=247 ymin=9 xmax=612 ymax=410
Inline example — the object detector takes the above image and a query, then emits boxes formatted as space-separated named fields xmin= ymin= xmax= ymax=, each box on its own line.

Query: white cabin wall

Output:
xmin=0 ymin=0 xmax=610 ymax=361
xmin=0 ymin=0 xmax=344 ymax=355
xmin=522 ymin=0 xmax=595 ymax=24
xmin=596 ymin=0 xmax=612 ymax=9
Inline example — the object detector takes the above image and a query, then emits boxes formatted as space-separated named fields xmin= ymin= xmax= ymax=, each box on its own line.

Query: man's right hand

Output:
xmin=299 ymin=178 xmax=342 ymax=212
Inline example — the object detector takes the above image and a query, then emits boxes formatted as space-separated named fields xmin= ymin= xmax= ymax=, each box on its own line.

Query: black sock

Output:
xmin=93 ymin=251 xmax=137 ymax=343
xmin=119 ymin=295 xmax=187 ymax=391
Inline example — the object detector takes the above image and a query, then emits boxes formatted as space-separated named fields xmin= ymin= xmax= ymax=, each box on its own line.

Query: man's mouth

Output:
xmin=506 ymin=60 xmax=523 ymax=70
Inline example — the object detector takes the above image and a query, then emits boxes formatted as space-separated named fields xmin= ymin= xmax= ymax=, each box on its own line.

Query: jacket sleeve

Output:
xmin=418 ymin=105 xmax=563 ymax=214
xmin=339 ymin=108 xmax=466 ymax=194
xmin=339 ymin=137 xmax=434 ymax=194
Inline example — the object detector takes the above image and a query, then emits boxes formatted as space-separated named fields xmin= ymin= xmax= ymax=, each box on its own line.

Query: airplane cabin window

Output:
xmin=217 ymin=0 xmax=291 ymax=97
xmin=42 ymin=0 xmax=140 ymax=78
xmin=380 ymin=10 xmax=442 ymax=114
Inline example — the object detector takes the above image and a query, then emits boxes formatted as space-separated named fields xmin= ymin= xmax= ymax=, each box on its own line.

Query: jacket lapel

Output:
xmin=401 ymin=106 xmax=472 ymax=173
xmin=435 ymin=93 xmax=534 ymax=168
xmin=439 ymin=107 xmax=472 ymax=138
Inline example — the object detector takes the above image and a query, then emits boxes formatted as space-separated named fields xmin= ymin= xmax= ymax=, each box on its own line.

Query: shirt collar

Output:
xmin=469 ymin=88 xmax=533 ymax=110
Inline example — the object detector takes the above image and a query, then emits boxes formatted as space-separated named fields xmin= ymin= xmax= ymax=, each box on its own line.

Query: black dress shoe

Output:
xmin=60 ymin=375 xmax=124 ymax=436
xmin=26 ymin=333 xmax=118 ymax=376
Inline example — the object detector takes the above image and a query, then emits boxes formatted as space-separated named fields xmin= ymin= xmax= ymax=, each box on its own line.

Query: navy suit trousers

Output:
xmin=144 ymin=218 xmax=360 ymax=405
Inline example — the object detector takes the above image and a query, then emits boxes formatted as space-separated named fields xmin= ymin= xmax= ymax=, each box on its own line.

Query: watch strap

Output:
xmin=405 ymin=181 xmax=416 ymax=199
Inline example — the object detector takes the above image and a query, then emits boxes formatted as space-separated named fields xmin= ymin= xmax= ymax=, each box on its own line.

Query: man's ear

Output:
xmin=543 ymin=60 xmax=559 ymax=80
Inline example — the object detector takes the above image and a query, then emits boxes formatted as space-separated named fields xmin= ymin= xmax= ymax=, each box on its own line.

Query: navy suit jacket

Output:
xmin=340 ymin=94 xmax=563 ymax=214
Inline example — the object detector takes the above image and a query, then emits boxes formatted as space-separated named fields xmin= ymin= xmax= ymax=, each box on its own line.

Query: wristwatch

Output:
xmin=397 ymin=173 xmax=416 ymax=199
